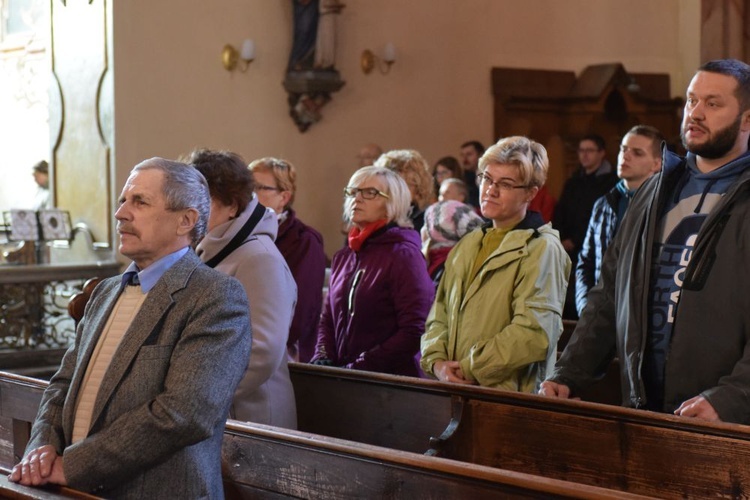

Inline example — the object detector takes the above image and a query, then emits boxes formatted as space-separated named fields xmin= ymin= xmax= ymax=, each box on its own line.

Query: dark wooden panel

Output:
xmin=0 ymin=415 xmax=13 ymax=470
xmin=222 ymin=422 xmax=644 ymax=500
xmin=5 ymin=368 xmax=749 ymax=498
xmin=492 ymin=68 xmax=576 ymax=100
xmin=491 ymin=63 xmax=683 ymax=198
xmin=0 ymin=374 xmax=46 ymax=422
xmin=289 ymin=363 xmax=750 ymax=498
xmin=292 ymin=366 xmax=451 ymax=453
xmin=450 ymin=399 xmax=750 ymax=498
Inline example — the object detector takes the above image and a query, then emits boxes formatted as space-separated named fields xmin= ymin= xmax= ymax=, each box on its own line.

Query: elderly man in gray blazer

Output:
xmin=9 ymin=158 xmax=251 ymax=499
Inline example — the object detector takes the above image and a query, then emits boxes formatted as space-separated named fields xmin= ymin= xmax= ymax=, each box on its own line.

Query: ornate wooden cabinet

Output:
xmin=492 ymin=63 xmax=684 ymax=198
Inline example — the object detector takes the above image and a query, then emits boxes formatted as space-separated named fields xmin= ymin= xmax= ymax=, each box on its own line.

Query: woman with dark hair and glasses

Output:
xmin=421 ymin=136 xmax=570 ymax=392
xmin=249 ymin=157 xmax=326 ymax=363
xmin=185 ymin=148 xmax=298 ymax=430
xmin=311 ymin=166 xmax=434 ymax=376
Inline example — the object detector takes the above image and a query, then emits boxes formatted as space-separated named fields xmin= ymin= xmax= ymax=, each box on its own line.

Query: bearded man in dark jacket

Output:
xmin=541 ymin=59 xmax=750 ymax=425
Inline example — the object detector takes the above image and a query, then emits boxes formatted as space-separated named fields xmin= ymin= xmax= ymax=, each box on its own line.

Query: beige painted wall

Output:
xmin=111 ymin=0 xmax=700 ymax=258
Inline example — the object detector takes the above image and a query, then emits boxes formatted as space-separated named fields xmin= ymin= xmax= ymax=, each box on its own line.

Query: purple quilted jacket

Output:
xmin=313 ymin=225 xmax=434 ymax=376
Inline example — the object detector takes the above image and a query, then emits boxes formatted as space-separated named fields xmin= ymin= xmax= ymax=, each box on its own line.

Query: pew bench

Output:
xmin=222 ymin=420 xmax=645 ymax=499
xmin=0 ymin=469 xmax=100 ymax=499
xmin=289 ymin=362 xmax=750 ymax=499
xmin=0 ymin=372 xmax=641 ymax=499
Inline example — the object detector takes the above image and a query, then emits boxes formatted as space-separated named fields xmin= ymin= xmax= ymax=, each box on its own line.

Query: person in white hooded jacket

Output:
xmin=187 ymin=148 xmax=298 ymax=429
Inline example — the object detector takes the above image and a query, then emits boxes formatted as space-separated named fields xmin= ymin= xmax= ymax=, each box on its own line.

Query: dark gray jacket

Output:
xmin=550 ymin=149 xmax=750 ymax=424
xmin=28 ymin=251 xmax=251 ymax=498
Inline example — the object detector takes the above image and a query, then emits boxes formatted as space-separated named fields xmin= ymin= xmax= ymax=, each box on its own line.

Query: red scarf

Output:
xmin=427 ymin=246 xmax=453 ymax=276
xmin=348 ymin=219 xmax=388 ymax=252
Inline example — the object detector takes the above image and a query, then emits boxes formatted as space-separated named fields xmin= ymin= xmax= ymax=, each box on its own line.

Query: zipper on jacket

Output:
xmin=347 ymin=268 xmax=365 ymax=318
xmin=634 ymin=155 xmax=668 ymax=407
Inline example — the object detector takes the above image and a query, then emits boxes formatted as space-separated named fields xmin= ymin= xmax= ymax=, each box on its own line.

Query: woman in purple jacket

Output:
xmin=250 ymin=157 xmax=327 ymax=362
xmin=312 ymin=166 xmax=435 ymax=376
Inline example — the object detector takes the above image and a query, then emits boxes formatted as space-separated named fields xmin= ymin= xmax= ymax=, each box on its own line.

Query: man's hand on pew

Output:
xmin=8 ymin=445 xmax=67 ymax=487
xmin=433 ymin=361 xmax=475 ymax=385
xmin=538 ymin=380 xmax=580 ymax=400
xmin=674 ymin=395 xmax=721 ymax=422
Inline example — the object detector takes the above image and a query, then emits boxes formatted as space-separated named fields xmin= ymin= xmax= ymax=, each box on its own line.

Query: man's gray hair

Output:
xmin=132 ymin=157 xmax=210 ymax=245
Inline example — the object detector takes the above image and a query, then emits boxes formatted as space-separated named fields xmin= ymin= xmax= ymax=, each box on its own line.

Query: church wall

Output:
xmin=111 ymin=0 xmax=700 ymax=257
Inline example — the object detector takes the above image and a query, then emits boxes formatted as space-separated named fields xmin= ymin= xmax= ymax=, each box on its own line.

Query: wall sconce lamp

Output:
xmin=361 ymin=43 xmax=396 ymax=75
xmin=222 ymin=39 xmax=255 ymax=72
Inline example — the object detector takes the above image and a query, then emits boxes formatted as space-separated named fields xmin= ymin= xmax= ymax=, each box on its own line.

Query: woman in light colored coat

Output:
xmin=188 ymin=148 xmax=297 ymax=429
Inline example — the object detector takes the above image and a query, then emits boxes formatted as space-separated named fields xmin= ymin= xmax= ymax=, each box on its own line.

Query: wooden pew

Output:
xmin=1 ymin=373 xmax=639 ymax=499
xmin=221 ymin=420 xmax=644 ymax=499
xmin=7 ymin=361 xmax=743 ymax=498
xmin=289 ymin=362 xmax=750 ymax=498
xmin=0 ymin=375 xmax=98 ymax=499
xmin=0 ymin=469 xmax=101 ymax=499
xmin=0 ymin=373 xmax=46 ymax=469
xmin=66 ymin=278 xmax=101 ymax=328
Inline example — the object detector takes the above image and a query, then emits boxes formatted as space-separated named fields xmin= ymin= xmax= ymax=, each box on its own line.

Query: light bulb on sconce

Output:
xmin=222 ymin=39 xmax=256 ymax=72
xmin=361 ymin=43 xmax=396 ymax=75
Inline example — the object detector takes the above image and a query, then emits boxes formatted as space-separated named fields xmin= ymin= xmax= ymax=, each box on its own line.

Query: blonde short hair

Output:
xmin=248 ymin=157 xmax=297 ymax=210
xmin=344 ymin=166 xmax=412 ymax=228
xmin=478 ymin=136 xmax=549 ymax=188
xmin=375 ymin=149 xmax=434 ymax=210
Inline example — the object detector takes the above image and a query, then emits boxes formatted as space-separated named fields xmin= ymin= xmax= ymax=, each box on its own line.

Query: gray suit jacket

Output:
xmin=27 ymin=250 xmax=251 ymax=499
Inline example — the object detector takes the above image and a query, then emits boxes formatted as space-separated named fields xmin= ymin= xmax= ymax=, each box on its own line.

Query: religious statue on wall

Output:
xmin=284 ymin=0 xmax=346 ymax=132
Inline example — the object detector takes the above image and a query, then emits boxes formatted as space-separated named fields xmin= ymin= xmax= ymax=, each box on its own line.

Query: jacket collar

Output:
xmin=481 ymin=210 xmax=545 ymax=235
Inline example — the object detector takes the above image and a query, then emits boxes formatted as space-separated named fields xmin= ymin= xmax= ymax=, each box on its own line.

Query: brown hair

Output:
xmin=182 ymin=148 xmax=254 ymax=211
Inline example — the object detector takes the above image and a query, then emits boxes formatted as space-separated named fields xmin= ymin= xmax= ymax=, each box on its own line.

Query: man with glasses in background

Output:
xmin=421 ymin=136 xmax=569 ymax=392
xmin=552 ymin=134 xmax=618 ymax=318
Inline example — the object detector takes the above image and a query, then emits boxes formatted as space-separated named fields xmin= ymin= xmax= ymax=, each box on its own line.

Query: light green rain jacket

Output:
xmin=421 ymin=222 xmax=570 ymax=392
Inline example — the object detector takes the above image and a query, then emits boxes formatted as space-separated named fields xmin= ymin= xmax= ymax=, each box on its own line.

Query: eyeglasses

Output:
xmin=578 ymin=148 xmax=601 ymax=154
xmin=343 ymin=187 xmax=390 ymax=200
xmin=255 ymin=183 xmax=281 ymax=193
xmin=476 ymin=172 xmax=528 ymax=192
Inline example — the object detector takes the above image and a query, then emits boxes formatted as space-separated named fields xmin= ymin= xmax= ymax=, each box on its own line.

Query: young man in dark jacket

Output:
xmin=541 ymin=59 xmax=750 ymax=425
xmin=575 ymin=125 xmax=663 ymax=315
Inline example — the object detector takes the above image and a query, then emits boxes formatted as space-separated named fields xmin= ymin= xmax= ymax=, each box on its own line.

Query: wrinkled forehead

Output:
xmin=123 ymin=168 xmax=164 ymax=195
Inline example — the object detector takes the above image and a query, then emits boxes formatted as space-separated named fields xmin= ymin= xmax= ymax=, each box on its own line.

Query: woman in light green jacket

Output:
xmin=421 ymin=136 xmax=570 ymax=392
